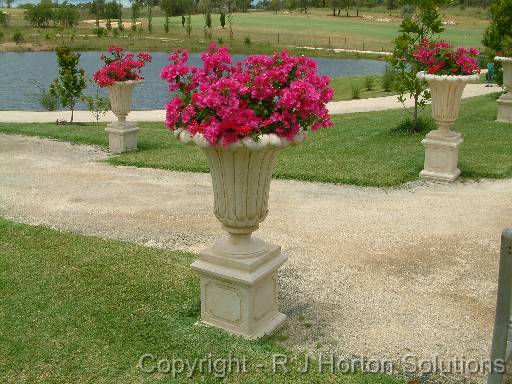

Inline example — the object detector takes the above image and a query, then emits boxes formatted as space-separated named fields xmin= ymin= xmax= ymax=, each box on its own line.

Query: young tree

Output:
xmin=389 ymin=0 xmax=445 ymax=131
xmin=220 ymin=11 xmax=226 ymax=27
xmin=50 ymin=46 xmax=87 ymax=123
xmin=81 ymin=81 xmax=110 ymax=126
xmin=130 ymin=1 xmax=140 ymax=30
xmin=89 ymin=0 xmax=105 ymax=28
xmin=143 ymin=0 xmax=160 ymax=33
xmin=160 ymin=0 xmax=173 ymax=33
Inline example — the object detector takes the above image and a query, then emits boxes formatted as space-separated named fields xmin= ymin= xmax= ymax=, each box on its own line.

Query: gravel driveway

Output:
xmin=1 ymin=133 xmax=510 ymax=382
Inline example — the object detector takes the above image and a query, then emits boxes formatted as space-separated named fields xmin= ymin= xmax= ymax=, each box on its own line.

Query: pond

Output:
xmin=0 ymin=51 xmax=388 ymax=111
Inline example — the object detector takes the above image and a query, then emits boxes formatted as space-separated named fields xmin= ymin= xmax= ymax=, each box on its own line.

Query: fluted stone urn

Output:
xmin=175 ymin=129 xmax=305 ymax=339
xmin=105 ymin=80 xmax=142 ymax=154
xmin=495 ymin=56 xmax=512 ymax=123
xmin=417 ymin=71 xmax=479 ymax=182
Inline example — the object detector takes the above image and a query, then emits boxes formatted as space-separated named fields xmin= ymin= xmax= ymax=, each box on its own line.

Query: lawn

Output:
xmin=0 ymin=7 xmax=487 ymax=54
xmin=0 ymin=217 xmax=405 ymax=383
xmin=0 ymin=94 xmax=509 ymax=187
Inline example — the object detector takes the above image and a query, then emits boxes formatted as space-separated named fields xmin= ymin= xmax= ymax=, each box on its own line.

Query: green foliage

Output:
xmin=381 ymin=65 xmax=396 ymax=91
xmin=49 ymin=46 xmax=87 ymax=123
xmin=54 ymin=5 xmax=80 ymax=28
xmin=220 ymin=12 xmax=226 ymax=28
xmin=184 ymin=13 xmax=192 ymax=37
xmin=482 ymin=0 xmax=512 ymax=86
xmin=217 ymin=36 xmax=224 ymax=44
xmin=244 ymin=36 xmax=251 ymax=45
xmin=364 ymin=75 xmax=375 ymax=91
xmin=29 ymin=81 xmax=60 ymax=111
xmin=130 ymin=1 xmax=140 ymax=31
xmin=390 ymin=116 xmax=434 ymax=134
xmin=94 ymin=27 xmax=107 ymax=37
xmin=89 ymin=0 xmax=105 ymax=28
xmin=81 ymin=81 xmax=110 ymax=126
xmin=351 ymin=83 xmax=361 ymax=99
xmin=104 ymin=1 xmax=122 ymax=31
xmin=12 ymin=31 xmax=23 ymax=44
xmin=390 ymin=0 xmax=445 ymax=131
xmin=204 ymin=10 xmax=212 ymax=39
xmin=0 ymin=10 xmax=9 ymax=27
xmin=24 ymin=0 xmax=53 ymax=28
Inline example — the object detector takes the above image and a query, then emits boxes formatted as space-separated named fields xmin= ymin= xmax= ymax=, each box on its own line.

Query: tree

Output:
xmin=54 ymin=5 xmax=80 ymax=28
xmin=160 ymin=0 xmax=173 ymax=33
xmin=104 ymin=0 xmax=121 ymax=30
xmin=89 ymin=0 xmax=105 ymax=28
xmin=141 ymin=0 xmax=160 ymax=33
xmin=24 ymin=0 xmax=54 ymax=28
xmin=130 ymin=1 xmax=140 ymax=31
xmin=50 ymin=46 xmax=87 ymax=123
xmin=5 ymin=0 xmax=13 ymax=8
xmin=0 ymin=10 xmax=9 ymax=27
xmin=81 ymin=81 xmax=110 ymax=126
xmin=220 ymin=11 xmax=226 ymax=26
xmin=483 ymin=0 xmax=512 ymax=53
xmin=204 ymin=9 xmax=212 ymax=39
xmin=389 ymin=0 xmax=445 ymax=131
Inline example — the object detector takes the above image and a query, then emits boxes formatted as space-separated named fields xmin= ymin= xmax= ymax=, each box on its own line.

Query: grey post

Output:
xmin=488 ymin=229 xmax=512 ymax=384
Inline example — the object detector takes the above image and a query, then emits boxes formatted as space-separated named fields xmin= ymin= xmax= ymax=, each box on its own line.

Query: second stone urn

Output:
xmin=175 ymin=129 xmax=304 ymax=339
xmin=495 ymin=56 xmax=512 ymax=123
xmin=105 ymin=80 xmax=142 ymax=154
xmin=418 ymin=72 xmax=479 ymax=182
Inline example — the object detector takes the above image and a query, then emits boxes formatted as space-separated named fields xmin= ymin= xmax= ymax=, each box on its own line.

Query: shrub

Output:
xmin=13 ymin=31 xmax=24 ymax=44
xmin=29 ymin=82 xmax=60 ymax=111
xmin=44 ymin=32 xmax=53 ymax=40
xmin=244 ymin=36 xmax=251 ymax=45
xmin=390 ymin=116 xmax=434 ymax=134
xmin=364 ymin=76 xmax=375 ymax=91
xmin=351 ymin=84 xmax=361 ymax=99
xmin=94 ymin=27 xmax=107 ymax=37
xmin=217 ymin=37 xmax=224 ymax=44
xmin=381 ymin=65 xmax=396 ymax=92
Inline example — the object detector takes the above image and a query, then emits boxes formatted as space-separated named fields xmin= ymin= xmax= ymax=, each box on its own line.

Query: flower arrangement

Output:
xmin=93 ymin=46 xmax=152 ymax=87
xmin=413 ymin=39 xmax=481 ymax=75
xmin=160 ymin=44 xmax=333 ymax=146
xmin=496 ymin=47 xmax=512 ymax=58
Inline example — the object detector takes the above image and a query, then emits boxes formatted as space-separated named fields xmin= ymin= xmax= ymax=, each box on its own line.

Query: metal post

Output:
xmin=488 ymin=229 xmax=512 ymax=384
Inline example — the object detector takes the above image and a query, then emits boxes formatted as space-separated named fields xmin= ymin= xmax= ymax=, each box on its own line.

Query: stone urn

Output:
xmin=495 ymin=56 xmax=512 ymax=123
xmin=417 ymin=71 xmax=479 ymax=182
xmin=174 ymin=129 xmax=305 ymax=339
xmin=105 ymin=80 xmax=142 ymax=154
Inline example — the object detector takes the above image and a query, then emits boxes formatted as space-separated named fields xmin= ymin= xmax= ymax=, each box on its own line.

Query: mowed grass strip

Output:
xmin=0 ymin=94 xmax=510 ymax=187
xmin=0 ymin=217 xmax=405 ymax=383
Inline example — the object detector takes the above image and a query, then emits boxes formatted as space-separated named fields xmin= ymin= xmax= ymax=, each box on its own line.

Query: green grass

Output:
xmin=0 ymin=217 xmax=405 ymax=383
xmin=330 ymin=75 xmax=395 ymax=101
xmin=0 ymin=94 xmax=510 ymax=187
xmin=0 ymin=7 xmax=488 ymax=55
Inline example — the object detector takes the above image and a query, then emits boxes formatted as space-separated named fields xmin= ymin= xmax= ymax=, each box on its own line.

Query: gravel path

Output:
xmin=0 ymin=84 xmax=498 ymax=123
xmin=1 ymin=134 xmax=510 ymax=382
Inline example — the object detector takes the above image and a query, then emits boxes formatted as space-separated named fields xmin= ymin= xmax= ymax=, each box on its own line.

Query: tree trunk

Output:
xmin=70 ymin=107 xmax=74 ymax=123
xmin=413 ymin=94 xmax=419 ymax=130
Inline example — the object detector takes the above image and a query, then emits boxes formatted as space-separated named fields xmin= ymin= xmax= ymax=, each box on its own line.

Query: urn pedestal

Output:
xmin=183 ymin=136 xmax=293 ymax=339
xmin=106 ymin=80 xmax=141 ymax=154
xmin=417 ymin=72 xmax=479 ymax=182
xmin=495 ymin=57 xmax=512 ymax=123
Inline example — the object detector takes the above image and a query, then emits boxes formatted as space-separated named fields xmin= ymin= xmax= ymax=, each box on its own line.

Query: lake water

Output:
xmin=0 ymin=51 xmax=387 ymax=111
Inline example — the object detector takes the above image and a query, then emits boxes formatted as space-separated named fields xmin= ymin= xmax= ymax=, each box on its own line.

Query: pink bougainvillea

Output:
xmin=413 ymin=39 xmax=481 ymax=76
xmin=93 ymin=46 xmax=152 ymax=87
xmin=160 ymin=44 xmax=334 ymax=146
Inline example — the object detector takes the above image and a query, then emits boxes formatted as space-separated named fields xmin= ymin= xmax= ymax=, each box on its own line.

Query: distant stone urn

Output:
xmin=105 ymin=80 xmax=142 ymax=154
xmin=495 ymin=56 xmax=512 ymax=123
xmin=417 ymin=71 xmax=479 ymax=182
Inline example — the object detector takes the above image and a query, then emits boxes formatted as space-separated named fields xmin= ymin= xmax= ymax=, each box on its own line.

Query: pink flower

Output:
xmin=413 ymin=40 xmax=480 ymax=76
xmin=93 ymin=46 xmax=151 ymax=88
xmin=160 ymin=46 xmax=334 ymax=144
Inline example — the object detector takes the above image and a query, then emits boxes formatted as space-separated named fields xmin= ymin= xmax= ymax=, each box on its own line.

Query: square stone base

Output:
xmin=191 ymin=243 xmax=287 ymax=339
xmin=105 ymin=122 xmax=139 ymax=154
xmin=497 ymin=96 xmax=512 ymax=123
xmin=420 ymin=130 xmax=463 ymax=182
